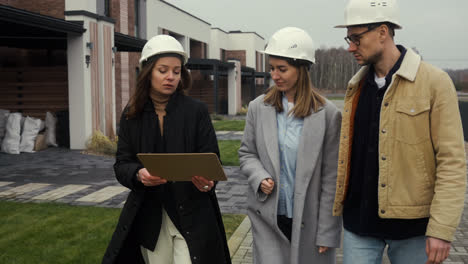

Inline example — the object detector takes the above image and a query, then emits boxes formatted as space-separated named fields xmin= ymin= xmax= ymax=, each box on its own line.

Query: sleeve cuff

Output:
xmin=426 ymin=219 xmax=456 ymax=242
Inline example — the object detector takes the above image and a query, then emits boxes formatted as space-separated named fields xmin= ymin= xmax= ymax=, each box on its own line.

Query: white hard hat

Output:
xmin=335 ymin=0 xmax=402 ymax=29
xmin=264 ymin=27 xmax=315 ymax=64
xmin=139 ymin=35 xmax=188 ymax=67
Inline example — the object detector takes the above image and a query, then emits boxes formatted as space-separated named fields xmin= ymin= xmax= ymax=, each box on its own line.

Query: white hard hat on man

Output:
xmin=335 ymin=0 xmax=402 ymax=29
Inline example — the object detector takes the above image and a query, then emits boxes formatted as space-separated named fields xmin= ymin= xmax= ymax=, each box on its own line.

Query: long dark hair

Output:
xmin=126 ymin=53 xmax=192 ymax=119
xmin=264 ymin=55 xmax=325 ymax=117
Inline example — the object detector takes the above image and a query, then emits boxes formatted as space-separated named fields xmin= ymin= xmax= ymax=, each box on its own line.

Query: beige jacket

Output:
xmin=333 ymin=48 xmax=466 ymax=242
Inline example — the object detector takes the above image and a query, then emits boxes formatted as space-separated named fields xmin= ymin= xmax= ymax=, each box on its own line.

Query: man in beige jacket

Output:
xmin=333 ymin=0 xmax=466 ymax=263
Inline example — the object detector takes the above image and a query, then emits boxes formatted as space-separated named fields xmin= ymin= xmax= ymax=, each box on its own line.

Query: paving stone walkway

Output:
xmin=0 ymin=149 xmax=247 ymax=213
xmin=216 ymin=130 xmax=244 ymax=141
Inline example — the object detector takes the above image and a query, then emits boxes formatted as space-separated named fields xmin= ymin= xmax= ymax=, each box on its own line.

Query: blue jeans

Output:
xmin=343 ymin=229 xmax=427 ymax=264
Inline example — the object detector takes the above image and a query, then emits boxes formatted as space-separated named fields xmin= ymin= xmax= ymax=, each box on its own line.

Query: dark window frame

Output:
xmin=134 ymin=0 xmax=140 ymax=38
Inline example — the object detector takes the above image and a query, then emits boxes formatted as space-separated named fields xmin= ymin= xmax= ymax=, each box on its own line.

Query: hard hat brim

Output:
xmin=264 ymin=51 xmax=315 ymax=64
xmin=334 ymin=23 xmax=402 ymax=29
xmin=139 ymin=51 xmax=188 ymax=67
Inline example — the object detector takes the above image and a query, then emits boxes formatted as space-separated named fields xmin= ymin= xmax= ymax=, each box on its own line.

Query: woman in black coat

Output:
xmin=102 ymin=35 xmax=231 ymax=264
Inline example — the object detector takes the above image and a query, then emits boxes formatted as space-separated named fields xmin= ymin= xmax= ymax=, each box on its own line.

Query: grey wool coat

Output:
xmin=238 ymin=95 xmax=342 ymax=264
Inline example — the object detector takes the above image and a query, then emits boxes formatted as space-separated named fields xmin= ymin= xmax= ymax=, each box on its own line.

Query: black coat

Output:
xmin=102 ymin=93 xmax=231 ymax=264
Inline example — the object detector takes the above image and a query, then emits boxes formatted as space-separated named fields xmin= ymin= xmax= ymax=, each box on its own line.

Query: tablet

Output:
xmin=137 ymin=153 xmax=227 ymax=181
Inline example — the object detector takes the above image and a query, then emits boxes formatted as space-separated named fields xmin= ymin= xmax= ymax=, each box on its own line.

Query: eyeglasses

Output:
xmin=344 ymin=26 xmax=378 ymax=46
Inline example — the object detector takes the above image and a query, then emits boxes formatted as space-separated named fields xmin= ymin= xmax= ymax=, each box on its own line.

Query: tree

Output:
xmin=310 ymin=47 xmax=360 ymax=93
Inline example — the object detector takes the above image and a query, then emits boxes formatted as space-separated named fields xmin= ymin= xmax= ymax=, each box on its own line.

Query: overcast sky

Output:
xmin=164 ymin=0 xmax=468 ymax=70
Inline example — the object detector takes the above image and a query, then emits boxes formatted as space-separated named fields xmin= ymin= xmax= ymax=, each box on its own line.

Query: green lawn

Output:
xmin=0 ymin=201 xmax=244 ymax=264
xmin=219 ymin=140 xmax=241 ymax=166
xmin=212 ymin=120 xmax=245 ymax=131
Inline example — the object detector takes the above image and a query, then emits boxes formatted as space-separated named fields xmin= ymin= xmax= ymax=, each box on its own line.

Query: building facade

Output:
xmin=0 ymin=0 xmax=266 ymax=149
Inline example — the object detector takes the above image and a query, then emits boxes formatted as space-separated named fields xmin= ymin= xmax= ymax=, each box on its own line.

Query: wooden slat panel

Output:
xmin=0 ymin=97 xmax=68 ymax=103
xmin=90 ymin=21 xmax=101 ymax=132
xmin=1 ymin=82 xmax=68 ymax=87
xmin=0 ymin=66 xmax=67 ymax=72
xmin=103 ymin=24 xmax=114 ymax=138
xmin=1 ymin=105 xmax=68 ymax=110
xmin=0 ymin=66 xmax=68 ymax=119
xmin=0 ymin=88 xmax=67 ymax=94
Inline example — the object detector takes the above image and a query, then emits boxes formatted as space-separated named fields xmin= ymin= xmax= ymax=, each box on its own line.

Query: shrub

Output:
xmin=85 ymin=130 xmax=117 ymax=156
xmin=211 ymin=114 xmax=225 ymax=121
xmin=237 ymin=105 xmax=248 ymax=115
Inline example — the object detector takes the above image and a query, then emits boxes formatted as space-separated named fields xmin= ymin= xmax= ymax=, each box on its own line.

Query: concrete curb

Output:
xmin=228 ymin=216 xmax=251 ymax=258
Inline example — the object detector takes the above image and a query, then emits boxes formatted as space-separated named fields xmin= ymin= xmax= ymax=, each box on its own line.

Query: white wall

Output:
xmin=65 ymin=15 xmax=94 ymax=149
xmin=228 ymin=33 xmax=265 ymax=68
xmin=210 ymin=28 xmax=229 ymax=60
xmin=146 ymin=1 xmax=211 ymax=56
xmin=65 ymin=0 xmax=97 ymax=13
xmin=65 ymin=13 xmax=116 ymax=149
xmin=145 ymin=2 xmax=265 ymax=68
xmin=228 ymin=60 xmax=241 ymax=115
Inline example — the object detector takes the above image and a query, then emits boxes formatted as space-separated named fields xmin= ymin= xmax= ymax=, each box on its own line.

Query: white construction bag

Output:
xmin=0 ymin=109 xmax=10 ymax=145
xmin=1 ymin=112 xmax=22 ymax=154
xmin=45 ymin=111 xmax=58 ymax=147
xmin=20 ymin=116 xmax=43 ymax=153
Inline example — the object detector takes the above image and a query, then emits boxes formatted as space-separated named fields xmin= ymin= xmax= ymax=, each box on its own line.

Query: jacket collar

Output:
xmin=394 ymin=46 xmax=421 ymax=82
xmin=347 ymin=46 xmax=421 ymax=94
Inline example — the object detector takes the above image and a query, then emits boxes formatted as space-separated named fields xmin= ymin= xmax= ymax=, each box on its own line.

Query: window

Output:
xmin=134 ymin=0 xmax=140 ymax=38
xmin=104 ymin=0 xmax=110 ymax=17
xmin=256 ymin=51 xmax=264 ymax=72
xmin=220 ymin=49 xmax=226 ymax=61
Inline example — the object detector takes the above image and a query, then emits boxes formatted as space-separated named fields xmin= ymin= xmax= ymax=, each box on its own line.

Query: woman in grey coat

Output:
xmin=238 ymin=27 xmax=342 ymax=264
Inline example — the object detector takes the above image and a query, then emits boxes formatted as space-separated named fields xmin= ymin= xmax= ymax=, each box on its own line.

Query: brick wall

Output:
xmin=226 ymin=50 xmax=246 ymax=67
xmin=190 ymin=40 xmax=204 ymax=59
xmin=0 ymin=0 xmax=65 ymax=19
xmin=114 ymin=52 xmax=122 ymax=119
xmin=128 ymin=51 xmax=140 ymax=100
xmin=128 ymin=0 xmax=135 ymax=37
xmin=189 ymin=75 xmax=228 ymax=114
xmin=255 ymin=51 xmax=264 ymax=72
xmin=111 ymin=0 xmax=121 ymax=32
xmin=114 ymin=51 xmax=140 ymax=122
xmin=110 ymin=0 xmax=139 ymax=123
xmin=119 ymin=0 xmax=128 ymax=34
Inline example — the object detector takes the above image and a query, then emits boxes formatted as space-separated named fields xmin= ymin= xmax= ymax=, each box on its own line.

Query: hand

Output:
xmin=137 ymin=168 xmax=167 ymax=186
xmin=260 ymin=178 xmax=275 ymax=194
xmin=426 ymin=237 xmax=451 ymax=264
xmin=192 ymin=176 xmax=214 ymax=192
xmin=318 ymin=246 xmax=329 ymax=254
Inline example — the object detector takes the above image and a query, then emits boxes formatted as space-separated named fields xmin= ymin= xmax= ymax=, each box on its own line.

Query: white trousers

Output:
xmin=140 ymin=208 xmax=192 ymax=264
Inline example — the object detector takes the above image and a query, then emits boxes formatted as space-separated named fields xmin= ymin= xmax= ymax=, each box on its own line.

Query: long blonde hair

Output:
xmin=264 ymin=57 xmax=325 ymax=117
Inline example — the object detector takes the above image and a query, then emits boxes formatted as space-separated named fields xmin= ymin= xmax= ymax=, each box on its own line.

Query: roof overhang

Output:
xmin=0 ymin=4 xmax=85 ymax=49
xmin=114 ymin=32 xmax=146 ymax=52
xmin=186 ymin=58 xmax=235 ymax=76
xmin=187 ymin=58 xmax=234 ymax=71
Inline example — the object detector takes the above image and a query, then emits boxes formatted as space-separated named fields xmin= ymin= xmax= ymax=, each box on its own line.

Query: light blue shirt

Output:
xmin=276 ymin=95 xmax=304 ymax=218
